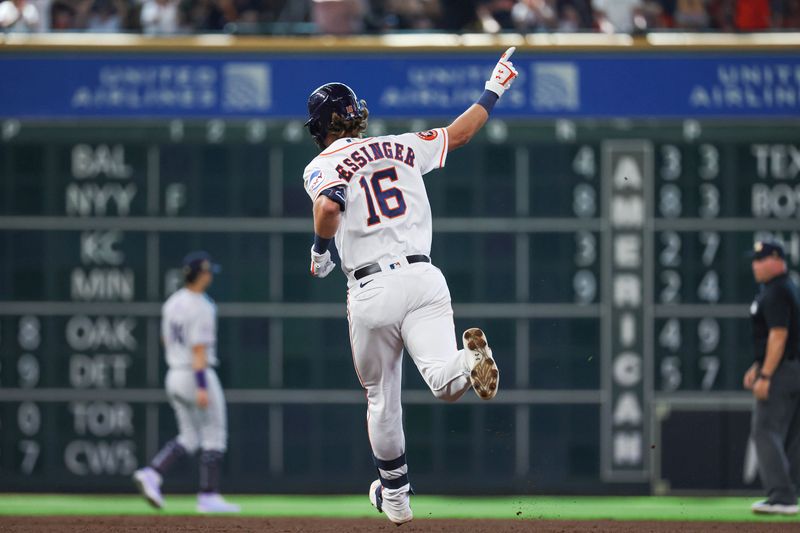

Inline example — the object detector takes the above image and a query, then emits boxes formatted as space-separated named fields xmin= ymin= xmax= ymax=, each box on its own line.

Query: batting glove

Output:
xmin=310 ymin=247 xmax=336 ymax=278
xmin=485 ymin=47 xmax=518 ymax=98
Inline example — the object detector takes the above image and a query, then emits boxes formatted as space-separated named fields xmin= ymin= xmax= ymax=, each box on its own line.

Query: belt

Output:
xmin=353 ymin=255 xmax=430 ymax=280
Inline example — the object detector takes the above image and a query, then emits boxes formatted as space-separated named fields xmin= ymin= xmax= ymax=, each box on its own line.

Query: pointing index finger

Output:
xmin=501 ymin=47 xmax=516 ymax=61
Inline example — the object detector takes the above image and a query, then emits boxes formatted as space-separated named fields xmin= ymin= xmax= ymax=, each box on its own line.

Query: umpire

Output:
xmin=745 ymin=240 xmax=800 ymax=516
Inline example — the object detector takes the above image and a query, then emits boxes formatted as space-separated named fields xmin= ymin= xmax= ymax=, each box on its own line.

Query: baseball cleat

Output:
xmin=463 ymin=328 xmax=499 ymax=400
xmin=369 ymin=479 xmax=413 ymax=526
xmin=133 ymin=467 xmax=164 ymax=510
xmin=196 ymin=492 xmax=241 ymax=513
xmin=751 ymin=500 xmax=799 ymax=515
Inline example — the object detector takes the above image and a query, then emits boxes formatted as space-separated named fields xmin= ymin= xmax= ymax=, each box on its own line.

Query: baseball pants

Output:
xmin=751 ymin=359 xmax=800 ymax=504
xmin=347 ymin=261 xmax=472 ymax=492
xmin=166 ymin=367 xmax=228 ymax=453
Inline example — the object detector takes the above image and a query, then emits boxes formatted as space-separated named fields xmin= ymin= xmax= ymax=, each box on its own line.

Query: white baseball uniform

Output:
xmin=303 ymin=129 xmax=474 ymax=494
xmin=161 ymin=288 xmax=227 ymax=452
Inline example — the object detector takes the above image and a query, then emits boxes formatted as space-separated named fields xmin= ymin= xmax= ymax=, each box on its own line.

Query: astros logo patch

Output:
xmin=416 ymin=130 xmax=438 ymax=141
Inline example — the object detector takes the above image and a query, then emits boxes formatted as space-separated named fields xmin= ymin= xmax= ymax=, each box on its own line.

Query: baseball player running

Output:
xmin=303 ymin=49 xmax=518 ymax=525
xmin=133 ymin=251 xmax=240 ymax=514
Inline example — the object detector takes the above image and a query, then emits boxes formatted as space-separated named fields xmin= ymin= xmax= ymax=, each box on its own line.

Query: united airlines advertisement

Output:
xmin=1 ymin=52 xmax=799 ymax=118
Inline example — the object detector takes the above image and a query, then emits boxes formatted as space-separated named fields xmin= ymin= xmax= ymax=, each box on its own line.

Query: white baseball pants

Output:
xmin=165 ymin=367 xmax=228 ymax=452
xmin=347 ymin=261 xmax=471 ymax=491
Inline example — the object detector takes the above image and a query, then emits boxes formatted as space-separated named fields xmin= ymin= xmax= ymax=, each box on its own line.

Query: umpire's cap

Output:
xmin=304 ymin=82 xmax=365 ymax=148
xmin=182 ymin=251 xmax=221 ymax=277
xmin=751 ymin=240 xmax=786 ymax=261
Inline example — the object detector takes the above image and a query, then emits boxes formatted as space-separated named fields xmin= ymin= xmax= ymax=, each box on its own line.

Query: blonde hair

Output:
xmin=327 ymin=100 xmax=369 ymax=140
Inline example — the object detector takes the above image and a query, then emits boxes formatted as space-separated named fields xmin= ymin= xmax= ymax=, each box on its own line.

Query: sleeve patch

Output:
xmin=416 ymin=130 xmax=439 ymax=141
xmin=307 ymin=169 xmax=325 ymax=194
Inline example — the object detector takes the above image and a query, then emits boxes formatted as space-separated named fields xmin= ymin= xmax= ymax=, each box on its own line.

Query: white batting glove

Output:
xmin=485 ymin=47 xmax=518 ymax=98
xmin=310 ymin=247 xmax=336 ymax=278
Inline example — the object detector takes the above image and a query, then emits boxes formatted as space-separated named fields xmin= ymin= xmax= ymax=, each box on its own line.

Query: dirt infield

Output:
xmin=1 ymin=516 xmax=798 ymax=533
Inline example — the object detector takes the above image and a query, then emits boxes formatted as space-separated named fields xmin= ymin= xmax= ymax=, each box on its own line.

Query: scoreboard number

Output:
xmin=660 ymin=144 xmax=681 ymax=180
xmin=699 ymin=184 xmax=720 ymax=218
xmin=699 ymin=232 xmax=720 ymax=266
xmin=572 ymin=145 xmax=596 ymax=178
xmin=697 ymin=318 xmax=720 ymax=353
xmin=660 ymin=271 xmax=681 ymax=304
xmin=659 ymin=319 xmax=681 ymax=353
xmin=659 ymin=231 xmax=681 ymax=267
xmin=573 ymin=270 xmax=597 ymax=305
xmin=573 ymin=183 xmax=597 ymax=218
xmin=659 ymin=184 xmax=682 ymax=218
xmin=698 ymin=144 xmax=720 ymax=180
xmin=18 ymin=440 xmax=41 ymax=475
xmin=168 ymin=120 xmax=184 ymax=142
xmin=18 ymin=316 xmax=41 ymax=352
xmin=246 ymin=120 xmax=267 ymax=143
xmin=660 ymin=356 xmax=682 ymax=391
xmin=697 ymin=270 xmax=720 ymax=303
xmin=574 ymin=231 xmax=597 ymax=267
xmin=699 ymin=356 xmax=720 ymax=391
xmin=206 ymin=119 xmax=226 ymax=143
xmin=17 ymin=402 xmax=41 ymax=437
xmin=17 ymin=354 xmax=40 ymax=389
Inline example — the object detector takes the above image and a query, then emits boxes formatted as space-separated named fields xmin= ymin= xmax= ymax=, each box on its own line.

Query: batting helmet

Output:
xmin=304 ymin=82 xmax=366 ymax=149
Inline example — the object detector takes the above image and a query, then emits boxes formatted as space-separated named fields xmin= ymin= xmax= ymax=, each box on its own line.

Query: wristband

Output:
xmin=313 ymin=234 xmax=331 ymax=254
xmin=758 ymin=372 xmax=771 ymax=380
xmin=476 ymin=89 xmax=499 ymax=114
xmin=194 ymin=369 xmax=208 ymax=389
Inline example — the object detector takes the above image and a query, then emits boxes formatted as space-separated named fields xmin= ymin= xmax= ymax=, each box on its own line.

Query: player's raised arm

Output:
xmin=446 ymin=47 xmax=518 ymax=152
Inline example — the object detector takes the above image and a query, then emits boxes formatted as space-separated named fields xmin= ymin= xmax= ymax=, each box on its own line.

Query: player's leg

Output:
xmin=347 ymin=282 xmax=412 ymax=525
xmin=165 ymin=369 xmax=203 ymax=460
xmin=356 ymin=325 xmax=406 ymax=469
xmin=196 ymin=368 xmax=239 ymax=513
xmin=751 ymin=367 xmax=798 ymax=512
xmin=401 ymin=294 xmax=470 ymax=402
xmin=133 ymin=369 xmax=200 ymax=509
xmin=401 ymin=264 xmax=499 ymax=401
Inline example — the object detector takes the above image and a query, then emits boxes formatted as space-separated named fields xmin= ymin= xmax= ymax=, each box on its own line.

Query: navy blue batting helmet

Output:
xmin=304 ymin=82 xmax=366 ymax=149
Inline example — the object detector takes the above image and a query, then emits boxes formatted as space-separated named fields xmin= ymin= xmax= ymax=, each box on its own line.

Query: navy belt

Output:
xmin=353 ymin=255 xmax=430 ymax=280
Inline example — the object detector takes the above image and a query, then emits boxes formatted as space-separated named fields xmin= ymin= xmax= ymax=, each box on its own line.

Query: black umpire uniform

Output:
xmin=749 ymin=241 xmax=800 ymax=510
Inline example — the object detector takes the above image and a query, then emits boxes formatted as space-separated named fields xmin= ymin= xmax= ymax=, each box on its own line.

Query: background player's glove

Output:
xmin=310 ymin=247 xmax=336 ymax=278
xmin=485 ymin=47 xmax=518 ymax=98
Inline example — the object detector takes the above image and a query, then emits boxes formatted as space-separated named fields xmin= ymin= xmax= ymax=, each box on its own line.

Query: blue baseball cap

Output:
xmin=751 ymin=240 xmax=785 ymax=261
xmin=182 ymin=251 xmax=221 ymax=276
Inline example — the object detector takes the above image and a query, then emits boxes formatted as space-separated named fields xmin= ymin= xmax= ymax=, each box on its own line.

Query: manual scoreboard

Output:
xmin=2 ymin=117 xmax=797 ymax=493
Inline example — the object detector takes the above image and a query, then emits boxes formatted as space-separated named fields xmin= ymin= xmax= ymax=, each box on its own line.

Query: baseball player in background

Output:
xmin=133 ymin=251 xmax=240 ymax=514
xmin=303 ymin=48 xmax=518 ymax=525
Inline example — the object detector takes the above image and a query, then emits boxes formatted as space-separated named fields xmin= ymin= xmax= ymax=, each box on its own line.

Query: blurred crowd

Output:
xmin=1 ymin=0 xmax=799 ymax=34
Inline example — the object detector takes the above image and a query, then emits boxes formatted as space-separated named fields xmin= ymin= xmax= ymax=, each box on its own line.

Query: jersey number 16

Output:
xmin=358 ymin=167 xmax=407 ymax=226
